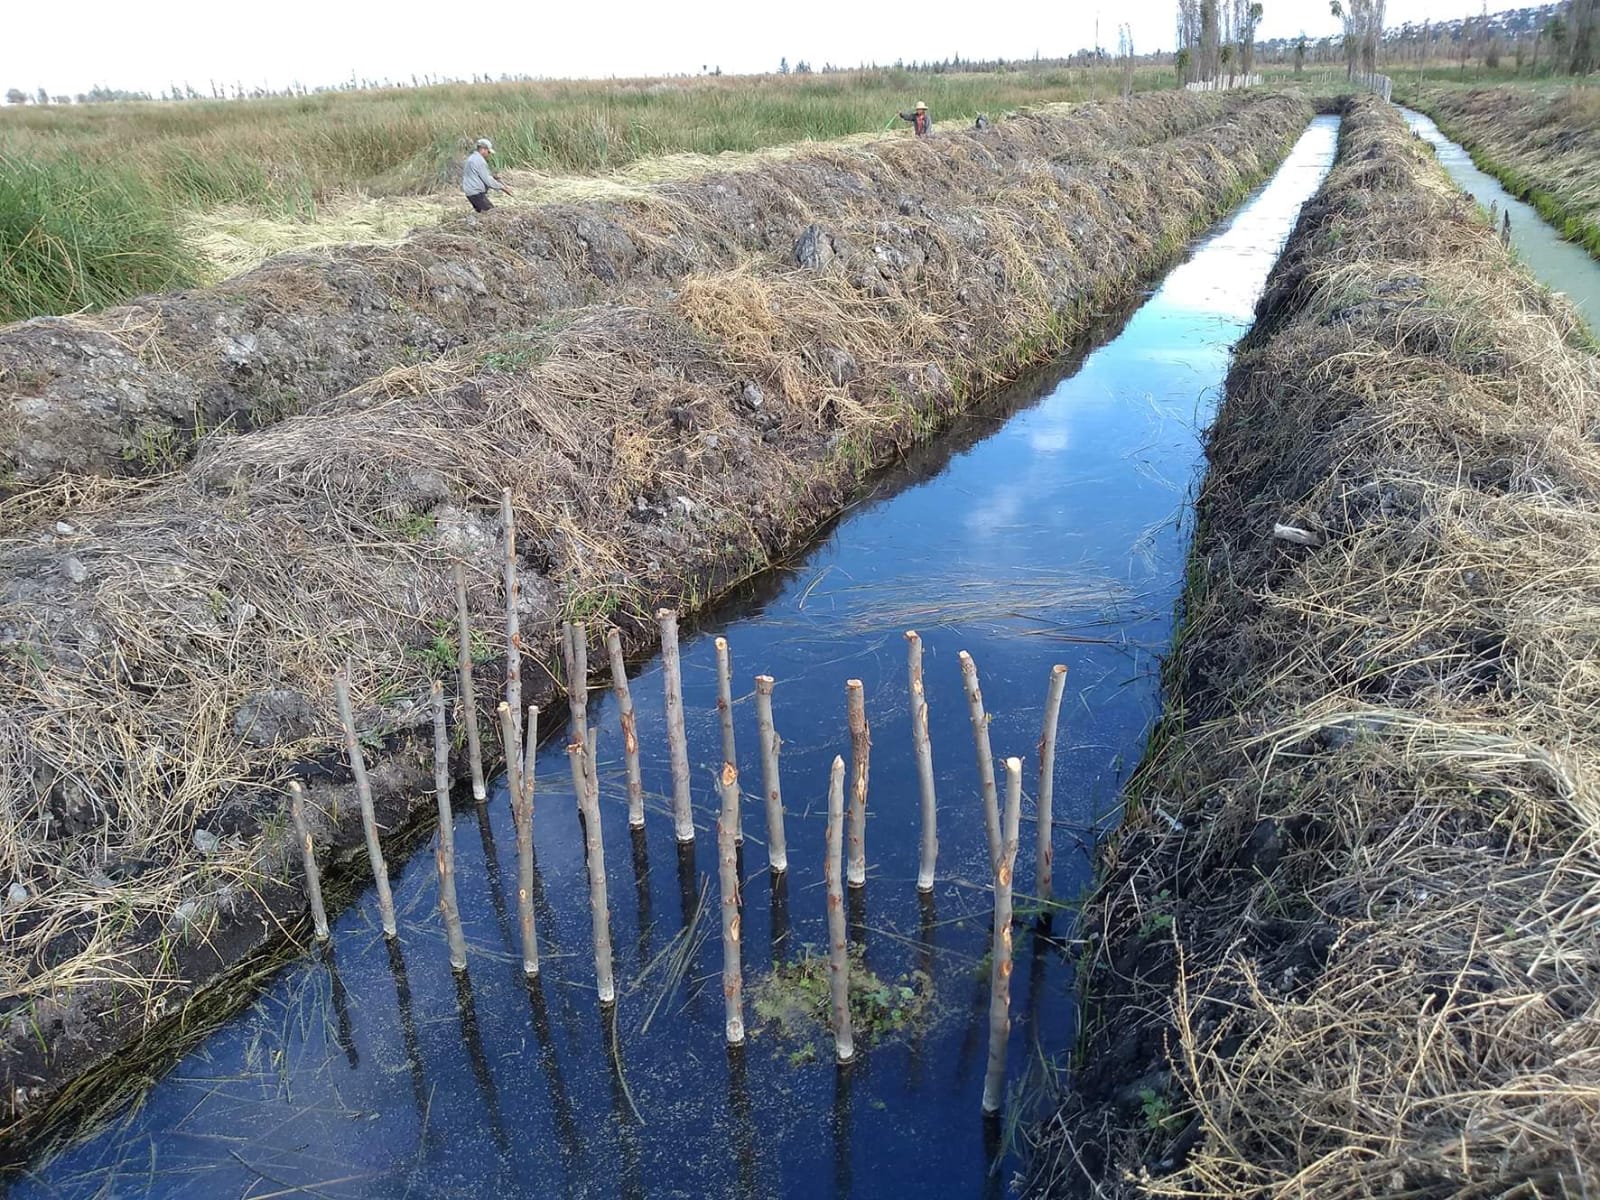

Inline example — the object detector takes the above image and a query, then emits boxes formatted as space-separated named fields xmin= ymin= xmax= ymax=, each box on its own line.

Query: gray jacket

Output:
xmin=462 ymin=150 xmax=505 ymax=196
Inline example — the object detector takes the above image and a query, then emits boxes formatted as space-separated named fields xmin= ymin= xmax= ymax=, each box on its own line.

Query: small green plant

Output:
xmin=752 ymin=945 xmax=933 ymax=1052
xmin=1139 ymin=888 xmax=1175 ymax=937
xmin=1139 ymin=1087 xmax=1183 ymax=1133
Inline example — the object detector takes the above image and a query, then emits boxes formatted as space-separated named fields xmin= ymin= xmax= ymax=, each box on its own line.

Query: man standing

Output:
xmin=897 ymin=101 xmax=932 ymax=137
xmin=462 ymin=138 xmax=512 ymax=212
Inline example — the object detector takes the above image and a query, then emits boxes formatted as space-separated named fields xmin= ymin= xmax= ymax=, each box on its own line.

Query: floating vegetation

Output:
xmin=750 ymin=946 xmax=933 ymax=1051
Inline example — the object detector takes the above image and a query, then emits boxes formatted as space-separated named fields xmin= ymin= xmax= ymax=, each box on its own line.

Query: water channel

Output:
xmin=1401 ymin=105 xmax=1600 ymax=330
xmin=7 ymin=116 xmax=1340 ymax=1199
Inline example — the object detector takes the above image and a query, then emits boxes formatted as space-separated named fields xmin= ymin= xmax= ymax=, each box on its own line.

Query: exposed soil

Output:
xmin=1029 ymin=96 xmax=1600 ymax=1196
xmin=0 ymin=93 xmax=1313 ymax=1162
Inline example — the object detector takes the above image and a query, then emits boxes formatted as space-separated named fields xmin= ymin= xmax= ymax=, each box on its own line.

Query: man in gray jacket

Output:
xmin=463 ymin=138 xmax=512 ymax=211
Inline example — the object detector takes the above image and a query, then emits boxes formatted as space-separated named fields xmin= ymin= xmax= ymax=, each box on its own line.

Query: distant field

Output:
xmin=0 ymin=66 xmax=1178 ymax=323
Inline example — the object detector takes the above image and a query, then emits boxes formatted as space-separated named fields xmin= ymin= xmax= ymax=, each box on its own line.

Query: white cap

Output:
xmin=476 ymin=137 xmax=493 ymax=151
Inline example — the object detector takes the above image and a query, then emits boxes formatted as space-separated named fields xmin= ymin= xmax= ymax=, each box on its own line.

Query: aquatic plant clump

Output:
xmin=1030 ymin=95 xmax=1600 ymax=1195
xmin=752 ymin=946 xmax=933 ymax=1049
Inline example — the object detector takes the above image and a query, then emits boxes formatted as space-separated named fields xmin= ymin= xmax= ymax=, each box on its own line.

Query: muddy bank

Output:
xmin=1029 ymin=96 xmax=1600 ymax=1195
xmin=0 ymin=95 xmax=1312 ymax=1154
xmin=0 ymin=92 xmax=1241 ymax=489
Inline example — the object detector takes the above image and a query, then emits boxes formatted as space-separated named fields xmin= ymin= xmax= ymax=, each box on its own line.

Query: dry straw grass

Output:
xmin=0 ymin=94 xmax=1311 ymax=1140
xmin=1030 ymin=96 xmax=1600 ymax=1196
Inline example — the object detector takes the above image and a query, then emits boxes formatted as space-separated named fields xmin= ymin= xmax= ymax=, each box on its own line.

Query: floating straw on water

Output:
xmin=846 ymin=679 xmax=870 ymax=888
xmin=568 ymin=738 xmax=616 ymax=1003
xmin=334 ymin=668 xmax=396 ymax=937
xmin=754 ymin=675 xmax=787 ymax=873
xmin=431 ymin=682 xmax=468 ymax=970
xmin=906 ymin=631 xmax=938 ymax=892
xmin=715 ymin=637 xmax=741 ymax=842
xmin=982 ymin=757 xmax=1023 ymax=1115
xmin=658 ymin=608 xmax=694 ymax=842
xmin=454 ymin=562 xmax=487 ymax=802
xmin=959 ymin=651 xmax=1002 ymax=872
xmin=606 ymin=629 xmax=646 ymax=828
xmin=825 ymin=755 xmax=855 ymax=1063
xmin=718 ymin=762 xmax=746 ymax=1045
xmin=287 ymin=781 xmax=329 ymax=942
xmin=1036 ymin=664 xmax=1068 ymax=915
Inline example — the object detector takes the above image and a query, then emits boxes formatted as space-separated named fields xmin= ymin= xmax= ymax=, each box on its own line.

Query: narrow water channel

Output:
xmin=1401 ymin=106 xmax=1600 ymax=330
xmin=7 ymin=116 xmax=1339 ymax=1200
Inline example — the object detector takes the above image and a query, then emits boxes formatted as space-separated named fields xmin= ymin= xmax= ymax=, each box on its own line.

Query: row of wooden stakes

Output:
xmin=286 ymin=490 xmax=1069 ymax=1116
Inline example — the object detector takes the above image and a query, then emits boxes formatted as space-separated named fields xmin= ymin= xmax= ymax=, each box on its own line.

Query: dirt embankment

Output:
xmin=1412 ymin=84 xmax=1600 ymax=258
xmin=0 ymin=94 xmax=1312 ymax=1156
xmin=0 ymin=92 xmax=1238 ymax=489
xmin=1030 ymin=96 xmax=1600 ymax=1196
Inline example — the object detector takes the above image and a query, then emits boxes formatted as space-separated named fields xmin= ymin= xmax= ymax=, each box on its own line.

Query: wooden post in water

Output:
xmin=717 ymin=762 xmax=746 ymax=1045
xmin=287 ymin=781 xmax=329 ymax=941
xmin=565 ymin=621 xmax=598 ymax=803
xmin=658 ymin=608 xmax=694 ymax=843
xmin=502 ymin=489 xmax=524 ymax=755
xmin=334 ymin=669 xmax=396 ymax=937
xmin=431 ymin=682 xmax=468 ymax=971
xmin=568 ymin=739 xmax=616 ymax=1003
xmin=605 ymin=629 xmax=646 ymax=828
xmin=1036 ymin=665 xmax=1069 ymax=915
xmin=498 ymin=702 xmax=539 ymax=976
xmin=824 ymin=755 xmax=855 ymax=1063
xmin=959 ymin=651 xmax=1002 ymax=872
xmin=715 ymin=637 xmax=741 ymax=842
xmin=906 ymin=631 xmax=938 ymax=892
xmin=453 ymin=562 xmax=487 ymax=802
xmin=982 ymin=757 xmax=1023 ymax=1115
xmin=753 ymin=675 xmax=787 ymax=873
xmin=845 ymin=680 xmax=870 ymax=888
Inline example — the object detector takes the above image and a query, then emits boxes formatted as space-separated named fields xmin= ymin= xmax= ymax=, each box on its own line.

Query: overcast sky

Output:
xmin=4 ymin=0 xmax=1496 ymax=98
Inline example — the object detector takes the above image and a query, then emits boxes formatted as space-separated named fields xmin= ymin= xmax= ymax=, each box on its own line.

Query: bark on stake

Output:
xmin=906 ymin=631 xmax=938 ymax=892
xmin=825 ymin=755 xmax=855 ymax=1063
xmin=605 ymin=629 xmax=646 ymax=828
xmin=453 ymin=562 xmax=487 ymax=802
xmin=959 ymin=651 xmax=1002 ymax=872
xmin=753 ymin=675 xmax=787 ymax=873
xmin=658 ymin=608 xmax=694 ymax=842
xmin=287 ymin=781 xmax=329 ymax=942
xmin=565 ymin=622 xmax=597 ymax=803
xmin=717 ymin=761 xmax=746 ymax=1045
xmin=431 ymin=682 xmax=468 ymax=970
xmin=497 ymin=702 xmax=539 ymax=975
xmin=568 ymin=739 xmax=616 ymax=1003
xmin=502 ymin=489 xmax=523 ymax=755
xmin=845 ymin=680 xmax=870 ymax=888
xmin=714 ymin=637 xmax=741 ymax=842
xmin=334 ymin=669 xmax=396 ymax=937
xmin=1036 ymin=664 xmax=1069 ymax=913
xmin=982 ymin=757 xmax=1023 ymax=1115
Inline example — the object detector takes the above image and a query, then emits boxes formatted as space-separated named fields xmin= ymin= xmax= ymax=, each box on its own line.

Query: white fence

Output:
xmin=1185 ymin=73 xmax=1262 ymax=92
xmin=1351 ymin=71 xmax=1394 ymax=102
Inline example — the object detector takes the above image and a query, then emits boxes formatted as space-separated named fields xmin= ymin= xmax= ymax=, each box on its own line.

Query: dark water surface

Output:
xmin=10 ymin=116 xmax=1338 ymax=1200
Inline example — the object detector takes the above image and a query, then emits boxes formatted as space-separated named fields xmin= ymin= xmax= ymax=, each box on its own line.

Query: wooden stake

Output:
xmin=906 ymin=631 xmax=938 ymax=892
xmin=1036 ymin=665 xmax=1069 ymax=913
xmin=845 ymin=680 xmax=870 ymax=888
xmin=982 ymin=757 xmax=1023 ymax=1115
xmin=568 ymin=739 xmax=616 ymax=1003
xmin=287 ymin=781 xmax=329 ymax=942
xmin=453 ymin=562 xmax=486 ymax=802
xmin=565 ymin=621 xmax=598 ymax=803
xmin=502 ymin=489 xmax=524 ymax=756
xmin=334 ymin=669 xmax=396 ymax=937
xmin=717 ymin=762 xmax=746 ymax=1045
xmin=498 ymin=702 xmax=539 ymax=976
xmin=959 ymin=651 xmax=1002 ymax=873
xmin=825 ymin=755 xmax=855 ymax=1063
xmin=753 ymin=675 xmax=787 ymax=874
xmin=714 ymin=637 xmax=741 ymax=842
xmin=431 ymin=682 xmax=468 ymax=970
xmin=658 ymin=608 xmax=694 ymax=842
xmin=605 ymin=629 xmax=646 ymax=828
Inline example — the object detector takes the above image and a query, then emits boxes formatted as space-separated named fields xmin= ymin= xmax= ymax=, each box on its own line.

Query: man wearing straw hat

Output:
xmin=897 ymin=100 xmax=932 ymax=137
xmin=462 ymin=137 xmax=513 ymax=212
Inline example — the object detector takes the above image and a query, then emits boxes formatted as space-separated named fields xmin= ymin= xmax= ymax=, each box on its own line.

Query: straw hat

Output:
xmin=915 ymin=100 xmax=927 ymax=111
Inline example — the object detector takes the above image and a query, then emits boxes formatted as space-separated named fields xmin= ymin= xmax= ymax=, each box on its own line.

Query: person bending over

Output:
xmin=462 ymin=137 xmax=512 ymax=211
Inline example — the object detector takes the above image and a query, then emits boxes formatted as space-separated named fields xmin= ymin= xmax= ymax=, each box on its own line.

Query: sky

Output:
xmin=2 ymin=0 xmax=1506 ymax=98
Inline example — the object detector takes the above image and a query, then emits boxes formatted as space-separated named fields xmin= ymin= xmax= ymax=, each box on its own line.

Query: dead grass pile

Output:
xmin=0 ymin=95 xmax=1312 ymax=1146
xmin=1029 ymin=96 xmax=1600 ymax=1196
xmin=0 ymin=91 xmax=1240 ymax=490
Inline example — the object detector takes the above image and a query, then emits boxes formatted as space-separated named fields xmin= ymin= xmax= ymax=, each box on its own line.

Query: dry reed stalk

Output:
xmin=717 ymin=761 xmax=746 ymax=1045
xmin=658 ymin=608 xmax=694 ymax=842
xmin=845 ymin=679 xmax=870 ymax=888
xmin=502 ymin=489 xmax=524 ymax=757
xmin=715 ymin=637 xmax=741 ymax=842
xmin=287 ymin=781 xmax=329 ymax=941
xmin=1035 ymin=664 xmax=1068 ymax=913
xmin=567 ymin=739 xmax=615 ymax=1003
xmin=906 ymin=631 xmax=938 ymax=892
xmin=959 ymin=651 xmax=1002 ymax=872
xmin=825 ymin=755 xmax=855 ymax=1064
xmin=605 ymin=628 xmax=646 ymax=828
xmin=431 ymin=682 xmax=468 ymax=971
xmin=334 ymin=668 xmax=396 ymax=937
xmin=982 ymin=757 xmax=1022 ymax=1115
xmin=453 ymin=561 xmax=486 ymax=802
xmin=753 ymin=675 xmax=787 ymax=873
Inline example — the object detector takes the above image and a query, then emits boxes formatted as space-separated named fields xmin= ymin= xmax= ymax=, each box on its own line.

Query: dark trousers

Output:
xmin=468 ymin=192 xmax=493 ymax=212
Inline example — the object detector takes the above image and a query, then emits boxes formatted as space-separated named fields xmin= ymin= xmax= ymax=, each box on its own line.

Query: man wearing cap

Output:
xmin=462 ymin=138 xmax=512 ymax=212
xmin=897 ymin=101 xmax=932 ymax=137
